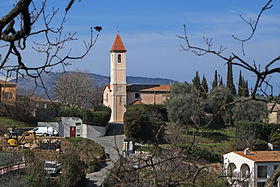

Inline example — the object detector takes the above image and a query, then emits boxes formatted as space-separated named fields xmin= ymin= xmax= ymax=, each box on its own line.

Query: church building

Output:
xmin=103 ymin=34 xmax=171 ymax=123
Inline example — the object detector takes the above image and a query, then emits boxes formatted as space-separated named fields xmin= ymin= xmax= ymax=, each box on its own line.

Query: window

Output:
xmin=3 ymin=92 xmax=12 ymax=99
xmin=105 ymin=93 xmax=108 ymax=101
xmin=257 ymin=182 xmax=265 ymax=187
xmin=117 ymin=86 xmax=122 ymax=92
xmin=76 ymin=123 xmax=81 ymax=126
xmin=135 ymin=93 xmax=140 ymax=99
xmin=44 ymin=103 xmax=48 ymax=109
xmin=274 ymin=165 xmax=279 ymax=171
xmin=118 ymin=54 xmax=121 ymax=63
xmin=257 ymin=165 xmax=267 ymax=178
xmin=240 ymin=164 xmax=250 ymax=178
xmin=76 ymin=128 xmax=81 ymax=137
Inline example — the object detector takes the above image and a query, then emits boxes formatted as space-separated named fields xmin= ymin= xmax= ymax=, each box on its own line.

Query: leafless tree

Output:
xmin=177 ymin=0 xmax=279 ymax=106
xmin=90 ymin=85 xmax=104 ymax=107
xmin=177 ymin=0 xmax=280 ymax=186
xmin=0 ymin=0 xmax=99 ymax=94
xmin=53 ymin=71 xmax=96 ymax=108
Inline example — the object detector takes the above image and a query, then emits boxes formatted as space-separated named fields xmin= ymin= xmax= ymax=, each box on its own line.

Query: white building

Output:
xmin=223 ymin=150 xmax=280 ymax=187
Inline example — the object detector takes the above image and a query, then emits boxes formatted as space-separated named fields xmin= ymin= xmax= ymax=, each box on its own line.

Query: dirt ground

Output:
xmin=0 ymin=135 xmax=76 ymax=161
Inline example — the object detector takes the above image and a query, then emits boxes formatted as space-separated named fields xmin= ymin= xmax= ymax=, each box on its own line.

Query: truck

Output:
xmin=44 ymin=161 xmax=62 ymax=176
xmin=29 ymin=127 xmax=59 ymax=136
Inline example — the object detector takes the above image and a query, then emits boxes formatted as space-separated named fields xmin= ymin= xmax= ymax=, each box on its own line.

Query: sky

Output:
xmin=0 ymin=0 xmax=279 ymax=94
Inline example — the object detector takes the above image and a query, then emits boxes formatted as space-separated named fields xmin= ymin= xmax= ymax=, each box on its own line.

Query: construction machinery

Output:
xmin=7 ymin=131 xmax=37 ymax=147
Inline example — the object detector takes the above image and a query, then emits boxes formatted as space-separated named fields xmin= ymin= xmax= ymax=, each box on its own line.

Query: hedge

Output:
xmin=124 ymin=104 xmax=166 ymax=143
xmin=58 ymin=106 xmax=111 ymax=126
xmin=235 ymin=120 xmax=280 ymax=149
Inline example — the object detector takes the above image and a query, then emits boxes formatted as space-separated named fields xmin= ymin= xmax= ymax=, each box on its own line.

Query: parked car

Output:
xmin=29 ymin=127 xmax=59 ymax=136
xmin=44 ymin=161 xmax=62 ymax=176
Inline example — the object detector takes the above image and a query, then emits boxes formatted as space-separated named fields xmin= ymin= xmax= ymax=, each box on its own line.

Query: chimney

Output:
xmin=244 ymin=148 xmax=250 ymax=155
xmin=268 ymin=143 xmax=273 ymax=151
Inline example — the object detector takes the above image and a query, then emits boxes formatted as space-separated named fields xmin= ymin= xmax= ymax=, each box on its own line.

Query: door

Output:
xmin=70 ymin=126 xmax=76 ymax=137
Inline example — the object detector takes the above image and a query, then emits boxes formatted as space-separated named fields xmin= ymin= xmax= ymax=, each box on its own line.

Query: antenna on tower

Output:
xmin=116 ymin=24 xmax=119 ymax=34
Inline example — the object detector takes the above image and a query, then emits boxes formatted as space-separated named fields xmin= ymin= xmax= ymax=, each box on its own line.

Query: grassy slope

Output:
xmin=0 ymin=117 xmax=27 ymax=127
xmin=162 ymin=124 xmax=235 ymax=161
xmin=65 ymin=137 xmax=106 ymax=172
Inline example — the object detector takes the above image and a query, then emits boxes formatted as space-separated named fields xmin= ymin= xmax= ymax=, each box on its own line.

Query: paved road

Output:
xmin=85 ymin=123 xmax=125 ymax=186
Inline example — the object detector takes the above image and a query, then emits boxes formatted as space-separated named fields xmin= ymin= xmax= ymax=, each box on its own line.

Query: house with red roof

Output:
xmin=223 ymin=149 xmax=280 ymax=187
xmin=103 ymin=34 xmax=171 ymax=123
xmin=0 ymin=80 xmax=17 ymax=105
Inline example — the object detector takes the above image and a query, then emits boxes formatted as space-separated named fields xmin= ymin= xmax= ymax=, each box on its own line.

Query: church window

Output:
xmin=135 ymin=93 xmax=140 ymax=99
xmin=105 ymin=94 xmax=108 ymax=101
xmin=118 ymin=54 xmax=121 ymax=63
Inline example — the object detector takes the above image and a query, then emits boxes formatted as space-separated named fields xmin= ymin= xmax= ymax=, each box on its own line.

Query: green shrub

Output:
xmin=58 ymin=107 xmax=83 ymax=118
xmin=124 ymin=104 xmax=165 ymax=143
xmin=84 ymin=110 xmax=111 ymax=126
xmin=58 ymin=106 xmax=111 ymax=126
xmin=188 ymin=147 xmax=221 ymax=163
xmin=235 ymin=121 xmax=280 ymax=149
xmin=58 ymin=149 xmax=86 ymax=187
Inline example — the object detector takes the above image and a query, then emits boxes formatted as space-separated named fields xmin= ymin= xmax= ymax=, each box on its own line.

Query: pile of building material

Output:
xmin=39 ymin=139 xmax=61 ymax=151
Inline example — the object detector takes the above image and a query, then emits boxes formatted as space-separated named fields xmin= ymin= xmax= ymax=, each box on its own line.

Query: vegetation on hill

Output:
xmin=124 ymin=104 xmax=166 ymax=143
xmin=0 ymin=117 xmax=27 ymax=128
xmin=58 ymin=106 xmax=111 ymax=126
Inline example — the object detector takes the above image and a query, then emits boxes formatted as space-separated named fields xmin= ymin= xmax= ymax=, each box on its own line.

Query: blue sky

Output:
xmin=0 ymin=0 xmax=279 ymax=93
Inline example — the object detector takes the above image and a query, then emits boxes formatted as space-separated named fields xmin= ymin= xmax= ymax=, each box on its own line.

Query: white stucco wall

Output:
xmin=85 ymin=124 xmax=108 ymax=139
xmin=61 ymin=117 xmax=83 ymax=137
xmin=224 ymin=152 xmax=280 ymax=186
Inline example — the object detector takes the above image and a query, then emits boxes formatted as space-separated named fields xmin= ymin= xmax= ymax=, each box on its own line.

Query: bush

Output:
xmin=235 ymin=121 xmax=280 ymax=149
xmin=58 ymin=106 xmax=111 ymax=126
xmin=188 ymin=147 xmax=221 ymax=163
xmin=124 ymin=104 xmax=165 ymax=143
xmin=58 ymin=149 xmax=86 ymax=187
xmin=84 ymin=110 xmax=111 ymax=126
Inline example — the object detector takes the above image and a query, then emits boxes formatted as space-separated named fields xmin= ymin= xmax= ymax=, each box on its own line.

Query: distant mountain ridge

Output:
xmin=14 ymin=72 xmax=175 ymax=98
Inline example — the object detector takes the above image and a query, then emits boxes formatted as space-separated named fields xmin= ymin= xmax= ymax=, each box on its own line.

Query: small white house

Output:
xmin=38 ymin=117 xmax=109 ymax=139
xmin=223 ymin=150 xmax=280 ymax=187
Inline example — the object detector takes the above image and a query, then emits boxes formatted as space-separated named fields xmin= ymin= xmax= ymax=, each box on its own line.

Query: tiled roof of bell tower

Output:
xmin=111 ymin=34 xmax=127 ymax=52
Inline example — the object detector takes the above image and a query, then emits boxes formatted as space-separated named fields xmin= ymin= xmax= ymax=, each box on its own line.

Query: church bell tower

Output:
xmin=110 ymin=34 xmax=127 ymax=123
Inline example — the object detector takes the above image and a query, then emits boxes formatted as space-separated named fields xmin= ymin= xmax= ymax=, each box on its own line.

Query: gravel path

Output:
xmin=85 ymin=123 xmax=125 ymax=186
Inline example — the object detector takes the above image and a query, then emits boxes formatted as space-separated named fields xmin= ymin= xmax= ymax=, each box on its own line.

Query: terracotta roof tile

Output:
xmin=0 ymin=80 xmax=17 ymax=87
xmin=131 ymin=100 xmax=144 ymax=105
xmin=126 ymin=84 xmax=171 ymax=92
xmin=267 ymin=103 xmax=280 ymax=112
xmin=103 ymin=84 xmax=110 ymax=92
xmin=234 ymin=151 xmax=280 ymax=162
xmin=111 ymin=34 xmax=126 ymax=52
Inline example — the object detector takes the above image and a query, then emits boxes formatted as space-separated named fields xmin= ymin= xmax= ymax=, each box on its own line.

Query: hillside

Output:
xmin=14 ymin=72 xmax=174 ymax=98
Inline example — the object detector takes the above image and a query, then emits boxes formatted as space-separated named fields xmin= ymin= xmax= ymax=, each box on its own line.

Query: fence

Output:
xmin=0 ymin=161 xmax=26 ymax=175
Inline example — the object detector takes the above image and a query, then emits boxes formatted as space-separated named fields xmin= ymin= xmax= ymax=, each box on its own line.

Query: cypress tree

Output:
xmin=212 ymin=70 xmax=218 ymax=89
xmin=238 ymin=71 xmax=243 ymax=97
xmin=192 ymin=71 xmax=201 ymax=91
xmin=226 ymin=58 xmax=236 ymax=95
xmin=219 ymin=76 xmax=224 ymax=87
xmin=244 ymin=80 xmax=249 ymax=97
xmin=201 ymin=75 xmax=208 ymax=93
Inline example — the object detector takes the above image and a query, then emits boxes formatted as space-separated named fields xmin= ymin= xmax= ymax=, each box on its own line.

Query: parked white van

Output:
xmin=29 ymin=127 xmax=59 ymax=136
